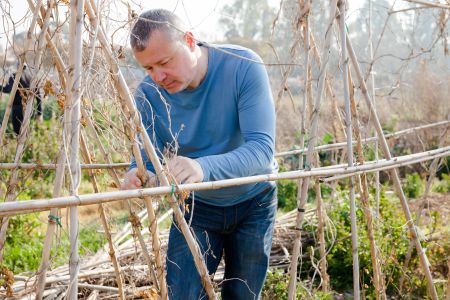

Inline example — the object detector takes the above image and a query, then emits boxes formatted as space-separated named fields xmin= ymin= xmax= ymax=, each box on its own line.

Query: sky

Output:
xmin=0 ymin=0 xmax=395 ymax=52
xmin=0 ymin=0 xmax=239 ymax=50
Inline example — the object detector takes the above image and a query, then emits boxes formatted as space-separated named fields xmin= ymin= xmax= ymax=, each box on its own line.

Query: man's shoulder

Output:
xmin=208 ymin=43 xmax=262 ymax=63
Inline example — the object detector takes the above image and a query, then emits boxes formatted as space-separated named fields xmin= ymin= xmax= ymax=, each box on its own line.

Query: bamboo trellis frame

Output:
xmin=0 ymin=119 xmax=446 ymax=170
xmin=0 ymin=0 xmax=448 ymax=299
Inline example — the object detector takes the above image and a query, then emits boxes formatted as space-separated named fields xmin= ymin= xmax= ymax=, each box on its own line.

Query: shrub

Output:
xmin=432 ymin=173 xmax=450 ymax=193
xmin=403 ymin=173 xmax=424 ymax=198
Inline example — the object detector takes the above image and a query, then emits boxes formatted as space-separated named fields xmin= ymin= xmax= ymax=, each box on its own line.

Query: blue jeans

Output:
xmin=166 ymin=185 xmax=277 ymax=300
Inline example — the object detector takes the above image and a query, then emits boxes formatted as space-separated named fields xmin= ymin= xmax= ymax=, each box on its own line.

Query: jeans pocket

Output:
xmin=254 ymin=185 xmax=277 ymax=208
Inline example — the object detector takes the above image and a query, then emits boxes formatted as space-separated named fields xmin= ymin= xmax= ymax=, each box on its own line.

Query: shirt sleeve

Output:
xmin=129 ymin=86 xmax=165 ymax=174
xmin=0 ymin=76 xmax=14 ymax=93
xmin=196 ymin=55 xmax=276 ymax=181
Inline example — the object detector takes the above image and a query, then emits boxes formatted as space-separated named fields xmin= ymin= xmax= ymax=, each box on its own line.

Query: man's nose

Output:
xmin=152 ymin=68 xmax=167 ymax=83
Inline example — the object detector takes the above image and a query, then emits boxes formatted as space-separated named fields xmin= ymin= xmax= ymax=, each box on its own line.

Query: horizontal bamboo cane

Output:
xmin=0 ymin=146 xmax=447 ymax=217
xmin=404 ymin=0 xmax=450 ymax=9
xmin=0 ymin=163 xmax=130 ymax=170
xmin=276 ymin=119 xmax=449 ymax=157
xmin=1 ymin=120 xmax=446 ymax=171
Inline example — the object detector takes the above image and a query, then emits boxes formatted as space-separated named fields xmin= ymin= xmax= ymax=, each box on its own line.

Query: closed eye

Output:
xmin=161 ymin=58 xmax=171 ymax=66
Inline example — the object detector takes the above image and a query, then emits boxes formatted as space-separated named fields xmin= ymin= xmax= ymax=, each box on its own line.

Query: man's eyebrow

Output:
xmin=142 ymin=55 xmax=171 ymax=69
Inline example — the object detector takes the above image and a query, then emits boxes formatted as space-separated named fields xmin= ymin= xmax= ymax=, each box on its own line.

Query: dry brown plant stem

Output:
xmin=348 ymin=66 xmax=387 ymax=300
xmin=339 ymin=4 xmax=360 ymax=297
xmin=345 ymin=32 xmax=439 ymax=300
xmin=368 ymin=0 xmax=381 ymax=222
xmin=315 ymin=180 xmax=329 ymax=292
xmin=32 ymin=2 xmax=68 ymax=297
xmin=0 ymin=0 xmax=47 ymax=262
xmin=276 ymin=120 xmax=450 ymax=158
xmin=79 ymin=131 xmax=126 ymax=299
xmin=84 ymin=0 xmax=214 ymax=297
xmin=447 ymin=258 xmax=450 ymax=300
xmin=36 ymin=146 xmax=65 ymax=300
xmin=287 ymin=1 xmax=338 ymax=298
xmin=80 ymin=106 xmax=159 ymax=291
xmin=309 ymin=32 xmax=347 ymax=142
xmin=398 ymin=127 xmax=449 ymax=292
xmin=404 ymin=0 xmax=450 ymax=9
xmin=292 ymin=1 xmax=310 ymax=293
xmin=83 ymin=0 xmax=167 ymax=295
xmin=0 ymin=0 xmax=43 ymax=144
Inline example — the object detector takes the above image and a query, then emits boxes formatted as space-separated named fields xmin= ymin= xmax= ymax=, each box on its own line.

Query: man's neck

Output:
xmin=189 ymin=46 xmax=208 ymax=89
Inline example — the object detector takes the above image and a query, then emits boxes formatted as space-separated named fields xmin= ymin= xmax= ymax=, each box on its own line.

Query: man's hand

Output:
xmin=121 ymin=168 xmax=157 ymax=190
xmin=167 ymin=156 xmax=204 ymax=184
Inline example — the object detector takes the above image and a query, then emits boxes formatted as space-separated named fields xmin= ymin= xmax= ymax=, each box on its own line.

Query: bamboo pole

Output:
xmin=36 ymin=146 xmax=65 ymax=300
xmin=0 ymin=0 xmax=48 ymax=261
xmin=404 ymin=0 xmax=450 ymax=9
xmin=308 ymin=30 xmax=347 ymax=142
xmin=315 ymin=180 xmax=329 ymax=292
xmin=399 ymin=127 xmax=448 ymax=292
xmin=0 ymin=0 xmax=43 ymax=143
xmin=0 ymin=162 xmax=130 ymax=170
xmin=66 ymin=0 xmax=84 ymax=297
xmin=27 ymin=0 xmax=68 ymax=86
xmin=125 ymin=123 xmax=162 ymax=292
xmin=0 ymin=120 xmax=446 ymax=170
xmin=77 ymin=21 xmax=161 ymax=289
xmin=291 ymin=0 xmax=310 ymax=294
xmin=447 ymin=258 xmax=450 ymax=300
xmin=321 ymin=149 xmax=449 ymax=182
xmin=345 ymin=31 xmax=439 ymax=300
xmin=83 ymin=1 xmax=207 ymax=297
xmin=79 ymin=131 xmax=126 ymax=299
xmin=339 ymin=4 xmax=360 ymax=297
xmin=275 ymin=119 xmax=450 ymax=158
xmin=31 ymin=2 xmax=69 ymax=297
xmin=0 ymin=146 xmax=448 ymax=218
xmin=287 ymin=1 xmax=338 ymax=298
xmin=368 ymin=0 xmax=381 ymax=222
xmin=79 ymin=106 xmax=159 ymax=290
xmin=348 ymin=67 xmax=386 ymax=300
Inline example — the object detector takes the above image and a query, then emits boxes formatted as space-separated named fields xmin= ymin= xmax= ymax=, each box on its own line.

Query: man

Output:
xmin=121 ymin=9 xmax=277 ymax=299
xmin=0 ymin=64 xmax=42 ymax=135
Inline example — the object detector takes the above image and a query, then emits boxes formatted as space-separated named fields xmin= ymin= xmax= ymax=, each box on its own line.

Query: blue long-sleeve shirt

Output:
xmin=130 ymin=44 xmax=278 ymax=206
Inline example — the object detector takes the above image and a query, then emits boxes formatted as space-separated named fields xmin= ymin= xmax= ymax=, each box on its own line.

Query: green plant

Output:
xmin=277 ymin=179 xmax=298 ymax=212
xmin=262 ymin=269 xmax=334 ymax=299
xmin=403 ymin=173 xmax=424 ymax=198
xmin=432 ymin=173 xmax=450 ymax=193
xmin=4 ymin=214 xmax=44 ymax=274
xmin=3 ymin=213 xmax=107 ymax=274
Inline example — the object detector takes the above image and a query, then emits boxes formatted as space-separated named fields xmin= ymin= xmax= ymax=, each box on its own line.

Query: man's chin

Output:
xmin=164 ymin=83 xmax=185 ymax=94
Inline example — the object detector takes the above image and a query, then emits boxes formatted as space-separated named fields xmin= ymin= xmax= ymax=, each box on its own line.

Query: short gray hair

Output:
xmin=130 ymin=9 xmax=186 ymax=52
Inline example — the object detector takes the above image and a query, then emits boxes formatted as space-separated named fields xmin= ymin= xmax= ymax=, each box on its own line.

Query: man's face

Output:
xmin=133 ymin=29 xmax=197 ymax=94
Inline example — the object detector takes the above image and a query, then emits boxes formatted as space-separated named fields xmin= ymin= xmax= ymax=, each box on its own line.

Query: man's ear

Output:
xmin=184 ymin=32 xmax=195 ymax=50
